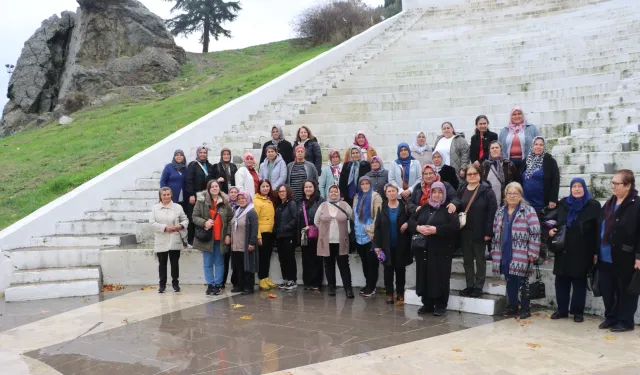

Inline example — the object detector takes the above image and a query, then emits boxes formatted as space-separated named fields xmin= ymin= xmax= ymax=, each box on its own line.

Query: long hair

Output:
xmin=206 ymin=180 xmax=223 ymax=204
xmin=302 ymin=180 xmax=320 ymax=204
xmin=258 ymin=179 xmax=275 ymax=208
xmin=296 ymin=125 xmax=315 ymax=142
xmin=275 ymin=184 xmax=294 ymax=204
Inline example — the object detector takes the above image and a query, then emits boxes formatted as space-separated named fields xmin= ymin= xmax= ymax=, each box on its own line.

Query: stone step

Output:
xmin=404 ymin=289 xmax=507 ymax=316
xmin=30 ymin=234 xmax=137 ymax=248
xmin=8 ymin=247 xmax=100 ymax=270
xmin=451 ymin=258 xmax=493 ymax=277
xmin=135 ymin=178 xmax=161 ymax=190
xmin=552 ymin=142 xmax=623 ymax=154
xmin=10 ymin=266 xmax=101 ymax=284
xmin=558 ymin=131 xmax=638 ymax=146
xmin=558 ymin=163 xmax=610 ymax=175
xmin=4 ymin=279 xmax=100 ymax=302
xmin=449 ymin=274 xmax=507 ymax=296
xmin=121 ymin=190 xmax=161 ymax=199
xmin=101 ymin=198 xmax=156 ymax=212
xmin=83 ymin=210 xmax=150 ymax=222
xmin=558 ymin=151 xmax=640 ymax=170
xmin=55 ymin=220 xmax=140 ymax=236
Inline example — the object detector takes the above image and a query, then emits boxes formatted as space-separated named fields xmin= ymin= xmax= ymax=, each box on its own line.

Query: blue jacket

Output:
xmin=160 ymin=163 xmax=186 ymax=203
xmin=258 ymin=154 xmax=287 ymax=189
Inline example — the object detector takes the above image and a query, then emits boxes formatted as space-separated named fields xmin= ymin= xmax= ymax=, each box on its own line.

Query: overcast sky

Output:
xmin=0 ymin=0 xmax=383 ymax=111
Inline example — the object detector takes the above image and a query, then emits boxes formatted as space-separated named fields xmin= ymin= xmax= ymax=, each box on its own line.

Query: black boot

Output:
xmin=345 ymin=287 xmax=355 ymax=299
xmin=158 ymin=285 xmax=166 ymax=294
xmin=328 ymin=286 xmax=337 ymax=296
xmin=205 ymin=284 xmax=213 ymax=295
xmin=172 ymin=281 xmax=180 ymax=293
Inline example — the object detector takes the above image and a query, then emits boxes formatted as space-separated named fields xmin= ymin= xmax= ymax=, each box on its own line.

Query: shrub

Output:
xmin=60 ymin=91 xmax=89 ymax=113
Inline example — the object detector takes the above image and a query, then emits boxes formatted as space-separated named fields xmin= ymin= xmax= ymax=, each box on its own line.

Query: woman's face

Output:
xmin=267 ymin=149 xmax=277 ymax=160
xmin=244 ymin=155 xmax=255 ymax=168
xmin=490 ymin=143 xmax=502 ymax=159
xmin=329 ymin=187 xmax=340 ymax=201
xmin=209 ymin=183 xmax=220 ymax=196
xmin=161 ymin=190 xmax=172 ymax=204
xmin=278 ymin=187 xmax=288 ymax=200
xmin=371 ymin=160 xmax=380 ymax=170
xmin=198 ymin=148 xmax=208 ymax=161
xmin=357 ymin=134 xmax=366 ymax=147
xmin=466 ymin=168 xmax=480 ymax=185
xmin=260 ymin=182 xmax=271 ymax=196
xmin=229 ymin=189 xmax=238 ymax=201
xmin=511 ymin=110 xmax=524 ymax=124
xmin=399 ymin=147 xmax=409 ymax=159
xmin=360 ymin=180 xmax=371 ymax=193
xmin=431 ymin=188 xmax=444 ymax=203
xmin=432 ymin=153 xmax=442 ymax=166
xmin=533 ymin=139 xmax=545 ymax=155
xmin=237 ymin=195 xmax=247 ymax=207
xmin=351 ymin=148 xmax=361 ymax=161
xmin=304 ymin=182 xmax=315 ymax=198
xmin=611 ymin=173 xmax=631 ymax=197
xmin=506 ymin=188 xmax=522 ymax=206
xmin=422 ymin=168 xmax=436 ymax=185
xmin=222 ymin=151 xmax=231 ymax=163
xmin=442 ymin=124 xmax=454 ymax=138
xmin=385 ymin=187 xmax=398 ymax=201
xmin=417 ymin=132 xmax=426 ymax=146
xmin=476 ymin=118 xmax=489 ymax=133
xmin=174 ymin=153 xmax=184 ymax=164
xmin=330 ymin=153 xmax=340 ymax=165
xmin=571 ymin=182 xmax=584 ymax=198
xmin=295 ymin=148 xmax=306 ymax=161
xmin=271 ymin=127 xmax=280 ymax=140
xmin=298 ymin=127 xmax=308 ymax=140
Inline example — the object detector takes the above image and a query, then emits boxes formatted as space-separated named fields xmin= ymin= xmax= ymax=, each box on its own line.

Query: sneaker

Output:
xmin=470 ymin=288 xmax=483 ymax=298
xmin=328 ymin=286 xmax=337 ymax=296
xmin=433 ymin=307 xmax=447 ymax=316
xmin=310 ymin=286 xmax=320 ymax=292
xmin=212 ymin=284 xmax=222 ymax=295
xmin=502 ymin=306 xmax=518 ymax=317
xmin=361 ymin=288 xmax=376 ymax=298
xmin=259 ymin=279 xmax=270 ymax=291
xmin=518 ymin=309 xmax=532 ymax=320
xmin=418 ymin=305 xmax=434 ymax=314
xmin=459 ymin=287 xmax=473 ymax=297
xmin=158 ymin=286 xmax=166 ymax=294
xmin=231 ymin=286 xmax=243 ymax=293
xmin=278 ymin=281 xmax=289 ymax=290
xmin=359 ymin=287 xmax=368 ymax=296
xmin=265 ymin=278 xmax=277 ymax=289
xmin=283 ymin=281 xmax=297 ymax=291
xmin=205 ymin=284 xmax=213 ymax=295
xmin=550 ymin=311 xmax=568 ymax=320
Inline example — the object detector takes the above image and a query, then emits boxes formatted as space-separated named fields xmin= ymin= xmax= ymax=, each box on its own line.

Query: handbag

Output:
xmin=330 ymin=202 xmax=356 ymax=250
xmin=458 ymin=185 xmax=480 ymax=229
xmin=302 ymin=202 xmax=318 ymax=239
xmin=541 ymin=206 xmax=558 ymax=222
xmin=588 ymin=265 xmax=601 ymax=297
xmin=195 ymin=211 xmax=218 ymax=242
xmin=628 ymin=270 xmax=640 ymax=295
xmin=521 ymin=262 xmax=546 ymax=300
xmin=411 ymin=208 xmax=435 ymax=252
xmin=549 ymin=225 xmax=566 ymax=253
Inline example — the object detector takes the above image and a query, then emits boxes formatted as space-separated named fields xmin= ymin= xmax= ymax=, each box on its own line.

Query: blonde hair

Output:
xmin=504 ymin=182 xmax=527 ymax=204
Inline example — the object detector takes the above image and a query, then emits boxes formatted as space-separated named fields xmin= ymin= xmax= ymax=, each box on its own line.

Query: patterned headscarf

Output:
xmin=420 ymin=164 xmax=441 ymax=206
xmin=488 ymin=141 xmax=505 ymax=185
xmin=508 ymin=107 xmax=526 ymax=134
xmin=523 ymin=136 xmax=546 ymax=180
xmin=196 ymin=146 xmax=208 ymax=161
xmin=233 ymin=191 xmax=254 ymax=231
xmin=328 ymin=149 xmax=342 ymax=183
xmin=356 ymin=176 xmax=373 ymax=223
xmin=271 ymin=125 xmax=284 ymax=146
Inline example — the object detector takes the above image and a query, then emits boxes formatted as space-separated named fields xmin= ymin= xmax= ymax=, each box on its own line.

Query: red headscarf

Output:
xmin=419 ymin=165 xmax=441 ymax=206
xmin=353 ymin=131 xmax=370 ymax=150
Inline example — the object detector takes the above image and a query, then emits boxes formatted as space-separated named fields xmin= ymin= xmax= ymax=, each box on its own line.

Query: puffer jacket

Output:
xmin=191 ymin=191 xmax=233 ymax=253
xmin=274 ymin=200 xmax=298 ymax=239
xmin=366 ymin=169 xmax=389 ymax=198
xmin=253 ymin=193 xmax=275 ymax=238
xmin=258 ymin=154 xmax=287 ymax=189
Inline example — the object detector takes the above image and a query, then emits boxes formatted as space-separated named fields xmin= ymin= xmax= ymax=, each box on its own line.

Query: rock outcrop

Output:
xmin=1 ymin=0 xmax=186 ymax=136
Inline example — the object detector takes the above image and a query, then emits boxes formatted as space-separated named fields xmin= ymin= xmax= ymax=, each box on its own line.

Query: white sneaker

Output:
xmin=283 ymin=281 xmax=297 ymax=291
xmin=278 ymin=281 xmax=288 ymax=289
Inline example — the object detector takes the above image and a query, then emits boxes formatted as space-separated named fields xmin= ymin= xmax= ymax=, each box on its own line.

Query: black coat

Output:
xmin=260 ymin=140 xmax=293 ymax=166
xmin=293 ymin=138 xmax=322 ymax=175
xmin=469 ymin=130 xmax=498 ymax=164
xmin=521 ymin=153 xmax=560 ymax=206
xmin=274 ymin=200 xmax=298 ymax=239
xmin=297 ymin=196 xmax=325 ymax=232
xmin=185 ymin=160 xmax=215 ymax=199
xmin=551 ymin=198 xmax=601 ymax=278
xmin=339 ymin=160 xmax=372 ymax=204
xmin=407 ymin=181 xmax=461 ymax=214
xmin=600 ymin=190 xmax=640 ymax=281
xmin=211 ymin=162 xmax=238 ymax=194
xmin=373 ymin=200 xmax=412 ymax=267
xmin=437 ymin=165 xmax=459 ymax=190
xmin=457 ymin=181 xmax=498 ymax=242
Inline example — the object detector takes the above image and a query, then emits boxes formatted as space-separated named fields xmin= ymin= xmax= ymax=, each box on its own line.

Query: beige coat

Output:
xmin=149 ymin=202 xmax=189 ymax=253
xmin=315 ymin=201 xmax=353 ymax=257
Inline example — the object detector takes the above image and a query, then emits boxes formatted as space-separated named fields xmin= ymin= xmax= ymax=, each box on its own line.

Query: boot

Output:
xmin=345 ymin=287 xmax=355 ymax=299
xmin=266 ymin=278 xmax=277 ymax=289
xmin=259 ymin=279 xmax=270 ymax=291
xmin=172 ymin=280 xmax=180 ymax=293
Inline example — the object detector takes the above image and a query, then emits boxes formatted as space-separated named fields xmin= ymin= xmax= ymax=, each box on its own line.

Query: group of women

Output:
xmin=149 ymin=107 xmax=640 ymax=331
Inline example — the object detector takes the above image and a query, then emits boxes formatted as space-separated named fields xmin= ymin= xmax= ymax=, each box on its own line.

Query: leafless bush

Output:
xmin=60 ymin=91 xmax=89 ymax=113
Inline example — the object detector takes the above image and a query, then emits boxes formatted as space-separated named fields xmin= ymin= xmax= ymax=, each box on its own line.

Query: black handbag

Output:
xmin=588 ymin=266 xmax=601 ymax=297
xmin=521 ymin=263 xmax=546 ymax=300
xmin=194 ymin=212 xmax=218 ymax=242
xmin=411 ymin=234 xmax=428 ymax=251
xmin=628 ymin=270 xmax=640 ymax=295
xmin=541 ymin=206 xmax=558 ymax=222
xmin=330 ymin=202 xmax=356 ymax=251
xmin=549 ymin=225 xmax=566 ymax=253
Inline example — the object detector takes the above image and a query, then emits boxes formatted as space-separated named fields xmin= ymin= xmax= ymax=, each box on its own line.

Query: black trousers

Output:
xmin=384 ymin=264 xmax=406 ymax=297
xmin=598 ymin=262 xmax=640 ymax=327
xmin=258 ymin=232 xmax=274 ymax=279
xmin=356 ymin=242 xmax=379 ymax=290
xmin=157 ymin=250 xmax=180 ymax=287
xmin=302 ymin=239 xmax=323 ymax=288
xmin=461 ymin=229 xmax=486 ymax=289
xmin=324 ymin=243 xmax=352 ymax=288
xmin=555 ymin=275 xmax=587 ymax=315
xmin=422 ymin=294 xmax=448 ymax=310
xmin=277 ymin=237 xmax=297 ymax=282
xmin=184 ymin=201 xmax=195 ymax=245
xmin=231 ymin=251 xmax=254 ymax=290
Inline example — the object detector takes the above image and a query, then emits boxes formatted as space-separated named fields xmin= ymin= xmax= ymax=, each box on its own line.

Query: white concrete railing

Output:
xmin=0 ymin=12 xmax=404 ymax=252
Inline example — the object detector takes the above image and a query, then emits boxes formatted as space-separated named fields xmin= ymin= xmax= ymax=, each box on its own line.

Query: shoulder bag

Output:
xmin=521 ymin=262 xmax=546 ymax=300
xmin=301 ymin=202 xmax=319 ymax=246
xmin=549 ymin=225 xmax=566 ymax=253
xmin=195 ymin=211 xmax=218 ymax=242
xmin=411 ymin=208 xmax=435 ymax=251
xmin=196 ymin=161 xmax=209 ymax=177
xmin=458 ymin=186 xmax=480 ymax=229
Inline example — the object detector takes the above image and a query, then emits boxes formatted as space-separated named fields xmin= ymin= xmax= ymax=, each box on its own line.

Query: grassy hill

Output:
xmin=0 ymin=40 xmax=331 ymax=230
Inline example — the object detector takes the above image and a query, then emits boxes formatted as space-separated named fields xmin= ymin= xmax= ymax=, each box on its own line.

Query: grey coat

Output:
xmin=498 ymin=124 xmax=541 ymax=160
xmin=259 ymin=154 xmax=287 ymax=188
xmin=365 ymin=169 xmax=389 ymax=198
xmin=286 ymin=160 xmax=319 ymax=184
xmin=434 ymin=134 xmax=470 ymax=175
xmin=233 ymin=209 xmax=259 ymax=273
xmin=192 ymin=192 xmax=233 ymax=253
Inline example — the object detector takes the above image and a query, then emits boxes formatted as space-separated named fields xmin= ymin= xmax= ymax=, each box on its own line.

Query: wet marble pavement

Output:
xmin=19 ymin=288 xmax=500 ymax=375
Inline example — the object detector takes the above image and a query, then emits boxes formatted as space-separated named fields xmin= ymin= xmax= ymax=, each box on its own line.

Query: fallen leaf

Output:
xmin=232 ymin=304 xmax=245 ymax=309
xmin=267 ymin=293 xmax=277 ymax=299
xmin=102 ymin=284 xmax=125 ymax=292
xmin=121 ymin=319 xmax=128 ymax=324
xmin=545 ymin=314 xmax=552 ymax=318
xmin=40 ymin=310 xmax=49 ymax=314
xmin=140 ymin=286 xmax=156 ymax=291
xmin=532 ymin=312 xmax=541 ymax=316
xmin=452 ymin=349 xmax=462 ymax=352
xmin=604 ymin=336 xmax=617 ymax=341
xmin=240 ymin=315 xmax=253 ymax=320
xmin=453 ymin=356 xmax=465 ymax=361
xmin=526 ymin=343 xmax=542 ymax=348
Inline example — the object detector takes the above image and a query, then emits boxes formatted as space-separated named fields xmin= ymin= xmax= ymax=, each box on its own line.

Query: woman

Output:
xmin=388 ymin=143 xmax=421 ymax=201
xmin=192 ymin=180 xmax=233 ymax=296
xmin=481 ymin=141 xmax=520 ymax=206
xmin=258 ymin=145 xmax=287 ymax=190
xmin=149 ymin=187 xmax=189 ymax=293
xmin=433 ymin=122 xmax=470 ymax=180
xmin=469 ymin=115 xmax=498 ymax=165
xmin=224 ymin=186 xmax=240 ymax=287
xmin=597 ymin=170 xmax=640 ymax=332
xmin=411 ymin=131 xmax=433 ymax=167
xmin=408 ymin=182 xmax=459 ymax=316
xmin=547 ymin=178 xmax=600 ymax=323
xmin=407 ymin=164 xmax=460 ymax=215
xmin=339 ymin=146 xmax=372 ymax=206
xmin=235 ymin=153 xmax=259 ymax=197
xmin=260 ymin=125 xmax=293 ymax=166
xmin=432 ymin=150 xmax=459 ymax=190
xmin=292 ymin=126 xmax=322 ymax=175
xmin=498 ymin=107 xmax=541 ymax=170
xmin=315 ymin=185 xmax=355 ymax=298
xmin=160 ymin=150 xmax=187 ymax=213
xmin=319 ymin=149 xmax=342 ymax=199
xmin=230 ymin=192 xmax=259 ymax=295
xmin=287 ymin=145 xmax=319 ymax=201
xmin=366 ymin=156 xmax=389 ymax=198
xmin=352 ymin=176 xmax=383 ymax=297
xmin=343 ymin=131 xmax=377 ymax=162
xmin=491 ymin=182 xmax=541 ymax=320
xmin=457 ymin=165 xmax=498 ymax=298
xmin=274 ymin=185 xmax=299 ymax=291
xmin=254 ymin=180 xmax=277 ymax=291
xmin=185 ymin=146 xmax=214 ymax=245
xmin=298 ymin=180 xmax=325 ymax=291
xmin=374 ymin=184 xmax=411 ymax=305
xmin=521 ymin=137 xmax=560 ymax=212
xmin=211 ymin=148 xmax=237 ymax=194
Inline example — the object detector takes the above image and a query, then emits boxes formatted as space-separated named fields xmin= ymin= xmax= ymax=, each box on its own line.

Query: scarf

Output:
xmin=172 ymin=149 xmax=186 ymax=172
xmin=602 ymin=189 xmax=638 ymax=245
xmin=395 ymin=143 xmax=413 ymax=187
xmin=271 ymin=125 xmax=284 ymax=147
xmin=508 ymin=107 xmax=526 ymax=134
xmin=329 ymin=156 xmax=342 ymax=184
xmin=523 ymin=136 xmax=546 ymax=180
xmin=419 ymin=165 xmax=441 ymax=206
xmin=488 ymin=141 xmax=505 ymax=185
xmin=327 ymin=184 xmax=341 ymax=203
xmin=565 ymin=177 xmax=592 ymax=228
xmin=347 ymin=146 xmax=361 ymax=187
xmin=353 ymin=131 xmax=370 ymax=160
xmin=370 ymin=156 xmax=385 ymax=176
xmin=228 ymin=187 xmax=239 ymax=211
xmin=428 ymin=181 xmax=447 ymax=209
xmin=432 ymin=150 xmax=448 ymax=173
xmin=413 ymin=131 xmax=429 ymax=153
xmin=356 ymin=176 xmax=373 ymax=223
xmin=196 ymin=146 xmax=208 ymax=162
xmin=233 ymin=192 xmax=254 ymax=231
xmin=218 ymin=147 xmax=232 ymax=182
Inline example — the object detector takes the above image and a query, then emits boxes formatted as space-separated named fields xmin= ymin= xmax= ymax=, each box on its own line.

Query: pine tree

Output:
xmin=165 ymin=0 xmax=242 ymax=53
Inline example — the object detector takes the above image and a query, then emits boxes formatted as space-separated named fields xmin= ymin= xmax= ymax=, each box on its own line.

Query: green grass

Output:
xmin=0 ymin=40 xmax=332 ymax=230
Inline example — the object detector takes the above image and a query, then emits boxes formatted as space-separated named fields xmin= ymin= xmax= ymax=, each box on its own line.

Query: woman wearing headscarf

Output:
xmin=230 ymin=191 xmax=259 ymax=295
xmin=343 ymin=131 xmax=377 ymax=163
xmin=597 ymin=170 xmax=640 ymax=332
xmin=388 ymin=143 xmax=421 ymax=201
xmin=411 ymin=131 xmax=433 ymax=167
xmin=547 ymin=178 xmax=600 ymax=323
xmin=298 ymin=180 xmax=325 ymax=291
xmin=366 ymin=156 xmax=389 ymax=198
xmin=292 ymin=126 xmax=322 ymax=175
xmin=235 ymin=153 xmax=259 ymax=197
xmin=160 ymin=150 xmax=187 ymax=213
xmin=223 ymin=186 xmax=240 ymax=288
xmin=469 ymin=115 xmax=498 ymax=165
xmin=407 ymin=164 xmax=460 ymax=215
xmin=498 ymin=107 xmax=541 ymax=170
xmin=287 ymin=144 xmax=319 ymax=201
xmin=433 ymin=122 xmax=470 ymax=181
xmin=185 ymin=146 xmax=215 ymax=245
xmin=315 ymin=184 xmax=355 ymax=298
xmin=481 ymin=141 xmax=520 ymax=206
xmin=274 ymin=185 xmax=299 ymax=291
xmin=319 ymin=149 xmax=343 ymax=199
xmin=211 ymin=148 xmax=237 ymax=194
xmin=409 ymin=181 xmax=460 ymax=316
xmin=339 ymin=146 xmax=372 ymax=206
xmin=374 ymin=184 xmax=411 ymax=305
xmin=353 ymin=176 xmax=383 ymax=297
xmin=431 ymin=150 xmax=458 ymax=190
xmin=491 ymin=182 xmax=541 ymax=320
xmin=254 ymin=180 xmax=277 ymax=291
xmin=260 ymin=125 xmax=293 ymax=166
xmin=258 ymin=145 xmax=287 ymax=190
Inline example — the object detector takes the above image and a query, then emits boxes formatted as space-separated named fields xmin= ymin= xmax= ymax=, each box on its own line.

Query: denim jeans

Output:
xmin=202 ymin=241 xmax=225 ymax=285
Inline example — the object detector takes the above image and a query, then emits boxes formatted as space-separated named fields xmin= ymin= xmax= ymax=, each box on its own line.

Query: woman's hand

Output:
xmin=189 ymin=196 xmax=196 ymax=205
xmin=447 ymin=203 xmax=456 ymax=214
xmin=548 ymin=202 xmax=557 ymax=209
xmin=549 ymin=228 xmax=557 ymax=237
xmin=528 ymin=256 xmax=536 ymax=263
xmin=459 ymin=170 xmax=466 ymax=178
xmin=417 ymin=225 xmax=430 ymax=236
xmin=635 ymin=259 xmax=640 ymax=270
xmin=225 ymin=236 xmax=231 ymax=245
xmin=217 ymin=177 xmax=225 ymax=183
xmin=374 ymin=248 xmax=381 ymax=254
xmin=483 ymin=236 xmax=491 ymax=241
xmin=258 ymin=238 xmax=263 ymax=246
xmin=401 ymin=190 xmax=411 ymax=199
xmin=400 ymin=223 xmax=408 ymax=233
xmin=248 ymin=245 xmax=255 ymax=252
xmin=593 ymin=255 xmax=598 ymax=264
xmin=204 ymin=219 xmax=213 ymax=230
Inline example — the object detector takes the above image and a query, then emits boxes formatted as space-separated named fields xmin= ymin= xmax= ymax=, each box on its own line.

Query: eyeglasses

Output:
xmin=611 ymin=181 xmax=626 ymax=187
xmin=506 ymin=192 xmax=521 ymax=197
xmin=466 ymin=173 xmax=479 ymax=177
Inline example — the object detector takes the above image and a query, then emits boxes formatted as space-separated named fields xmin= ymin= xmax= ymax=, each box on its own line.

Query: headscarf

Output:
xmin=420 ymin=164 xmax=441 ymax=206
xmin=523 ymin=136 xmax=546 ymax=180
xmin=196 ymin=146 xmax=208 ymax=162
xmin=356 ymin=176 xmax=373 ymax=223
xmin=327 ymin=184 xmax=341 ymax=203
xmin=395 ymin=143 xmax=413 ymax=185
xmin=432 ymin=150 xmax=448 ymax=173
xmin=565 ymin=177 xmax=592 ymax=228
xmin=353 ymin=131 xmax=370 ymax=150
xmin=508 ymin=107 xmax=526 ymax=134
xmin=428 ymin=182 xmax=447 ymax=209
xmin=294 ymin=144 xmax=306 ymax=160
xmin=271 ymin=125 xmax=284 ymax=147
xmin=327 ymin=149 xmax=342 ymax=183
xmin=347 ymin=146 xmax=361 ymax=187
xmin=243 ymin=152 xmax=256 ymax=169
xmin=218 ymin=147 xmax=232 ymax=182
xmin=413 ymin=131 xmax=429 ymax=153
xmin=228 ymin=186 xmax=239 ymax=210
xmin=172 ymin=149 xmax=186 ymax=172
xmin=487 ymin=141 xmax=505 ymax=185
xmin=370 ymin=156 xmax=385 ymax=173
xmin=233 ymin=191 xmax=254 ymax=231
